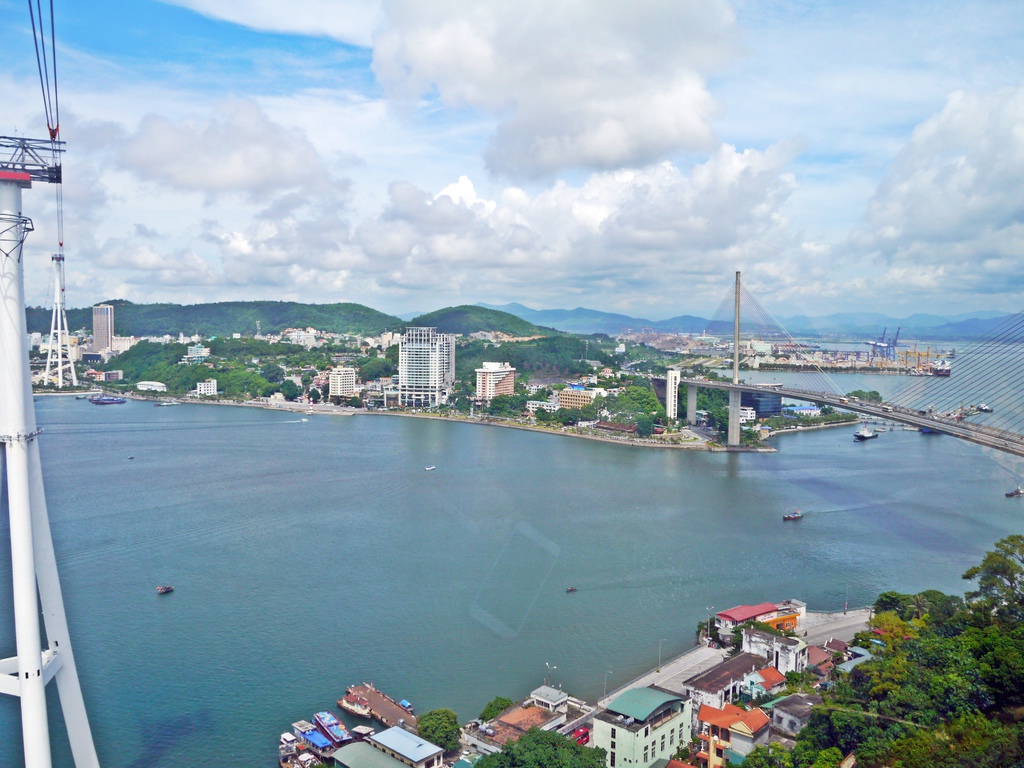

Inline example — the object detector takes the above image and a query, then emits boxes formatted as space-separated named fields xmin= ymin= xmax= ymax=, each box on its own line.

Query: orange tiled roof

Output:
xmin=698 ymin=703 xmax=770 ymax=735
xmin=757 ymin=667 xmax=787 ymax=689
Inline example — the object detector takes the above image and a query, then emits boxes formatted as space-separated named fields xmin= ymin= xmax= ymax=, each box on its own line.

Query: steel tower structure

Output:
xmin=43 ymin=252 xmax=78 ymax=387
xmin=0 ymin=138 xmax=100 ymax=766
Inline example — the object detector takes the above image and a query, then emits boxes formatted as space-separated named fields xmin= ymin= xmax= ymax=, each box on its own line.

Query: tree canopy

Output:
xmin=417 ymin=708 xmax=461 ymax=752
xmin=475 ymin=727 xmax=606 ymax=768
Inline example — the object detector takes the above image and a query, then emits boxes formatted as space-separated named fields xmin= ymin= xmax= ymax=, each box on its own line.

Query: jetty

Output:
xmin=341 ymin=683 xmax=417 ymax=729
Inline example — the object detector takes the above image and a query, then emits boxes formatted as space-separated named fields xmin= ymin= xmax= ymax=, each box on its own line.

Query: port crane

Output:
xmin=866 ymin=326 xmax=900 ymax=362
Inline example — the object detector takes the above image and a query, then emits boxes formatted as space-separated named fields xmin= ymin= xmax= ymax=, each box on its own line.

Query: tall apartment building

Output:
xmin=398 ymin=327 xmax=455 ymax=407
xmin=329 ymin=366 xmax=358 ymax=398
xmin=92 ymin=304 xmax=114 ymax=352
xmin=475 ymin=362 xmax=516 ymax=401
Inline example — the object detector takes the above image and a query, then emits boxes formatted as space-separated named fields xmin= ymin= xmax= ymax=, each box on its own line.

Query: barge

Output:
xmin=341 ymin=683 xmax=418 ymax=729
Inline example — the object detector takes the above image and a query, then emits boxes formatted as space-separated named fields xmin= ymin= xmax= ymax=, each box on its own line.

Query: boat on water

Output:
xmin=75 ymin=394 xmax=87 ymax=400
xmin=979 ymin=403 xmax=993 ymax=412
xmin=853 ymin=425 xmax=878 ymax=441
xmin=314 ymin=710 xmax=352 ymax=746
xmin=783 ymin=510 xmax=804 ymax=521
xmin=300 ymin=418 xmax=308 ymax=422
xmin=339 ymin=693 xmax=372 ymax=719
xmin=932 ymin=359 xmax=952 ymax=376
xmin=566 ymin=586 xmax=578 ymax=593
xmin=1006 ymin=487 xmax=1024 ymax=498
xmin=89 ymin=395 xmax=126 ymax=405
xmin=156 ymin=586 xmax=174 ymax=594
xmin=424 ymin=465 xmax=436 ymax=471
xmin=155 ymin=399 xmax=179 ymax=407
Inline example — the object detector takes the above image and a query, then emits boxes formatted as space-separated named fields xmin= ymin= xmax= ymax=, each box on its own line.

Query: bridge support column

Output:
xmin=728 ymin=389 xmax=741 ymax=446
xmin=686 ymin=385 xmax=698 ymax=425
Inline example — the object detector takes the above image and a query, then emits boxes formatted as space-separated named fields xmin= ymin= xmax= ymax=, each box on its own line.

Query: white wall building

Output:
xmin=591 ymin=687 xmax=691 ymax=768
xmin=741 ymin=628 xmax=808 ymax=675
xmin=136 ymin=381 xmax=167 ymax=392
xmin=195 ymin=379 xmax=218 ymax=396
xmin=398 ymin=327 xmax=455 ymax=407
xmin=475 ymin=362 xmax=516 ymax=401
xmin=110 ymin=335 xmax=137 ymax=354
xmin=329 ymin=366 xmax=358 ymax=398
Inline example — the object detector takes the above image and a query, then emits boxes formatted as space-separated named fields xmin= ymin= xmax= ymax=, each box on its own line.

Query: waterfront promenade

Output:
xmin=597 ymin=608 xmax=871 ymax=710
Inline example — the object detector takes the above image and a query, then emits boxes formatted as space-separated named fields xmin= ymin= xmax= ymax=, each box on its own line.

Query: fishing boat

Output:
xmin=155 ymin=399 xmax=179 ymax=407
xmin=89 ymin=395 xmax=126 ymax=405
xmin=1006 ymin=486 xmax=1024 ymax=498
xmin=156 ymin=586 xmax=174 ymax=594
xmin=853 ymin=425 xmax=877 ymax=441
xmin=314 ymin=710 xmax=352 ymax=746
xmin=424 ymin=465 xmax=436 ymax=471
xmin=339 ymin=693 xmax=372 ymax=719
xmin=783 ymin=510 xmax=804 ymax=521
xmin=566 ymin=586 xmax=578 ymax=593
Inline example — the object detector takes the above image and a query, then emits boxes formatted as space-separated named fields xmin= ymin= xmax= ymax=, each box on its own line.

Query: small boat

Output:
xmin=314 ymin=710 xmax=352 ymax=746
xmin=566 ymin=586 xmax=578 ymax=593
xmin=300 ymin=418 xmax=308 ymax=422
xmin=155 ymin=399 xmax=179 ymax=407
xmin=75 ymin=394 xmax=87 ymax=400
xmin=127 ymin=456 xmax=134 ymax=460
xmin=339 ymin=693 xmax=372 ymax=719
xmin=1006 ymin=486 xmax=1024 ymax=498
xmin=399 ymin=699 xmax=414 ymax=714
xmin=783 ymin=510 xmax=804 ymax=521
xmin=853 ymin=425 xmax=877 ymax=441
xmin=156 ymin=586 xmax=174 ymax=594
xmin=424 ymin=466 xmax=436 ymax=471
xmin=978 ymin=403 xmax=993 ymax=412
xmin=89 ymin=395 xmax=126 ymax=405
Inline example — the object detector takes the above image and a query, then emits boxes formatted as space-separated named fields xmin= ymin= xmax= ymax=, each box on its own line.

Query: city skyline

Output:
xmin=3 ymin=1 xmax=1023 ymax=318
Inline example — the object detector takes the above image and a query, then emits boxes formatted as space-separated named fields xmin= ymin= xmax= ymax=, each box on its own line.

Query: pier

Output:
xmin=342 ymin=683 xmax=418 ymax=729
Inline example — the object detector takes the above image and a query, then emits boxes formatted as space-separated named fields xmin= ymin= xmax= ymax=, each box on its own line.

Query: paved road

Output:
xmin=597 ymin=609 xmax=872 ymax=709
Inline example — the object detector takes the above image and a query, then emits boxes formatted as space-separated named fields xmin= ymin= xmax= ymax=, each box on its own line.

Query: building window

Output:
xmin=644 ymin=746 xmax=649 ymax=762
xmin=670 ymin=731 xmax=675 ymax=746
xmin=644 ymin=726 xmax=649 ymax=737
xmin=610 ymin=752 xmax=615 ymax=767
xmin=661 ymin=735 xmax=666 ymax=752
xmin=611 ymin=741 xmax=616 ymax=750
xmin=611 ymin=727 xmax=616 ymax=738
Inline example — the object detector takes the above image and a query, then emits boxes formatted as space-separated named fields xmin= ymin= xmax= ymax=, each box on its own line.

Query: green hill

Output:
xmin=25 ymin=300 xmax=405 ymax=337
xmin=409 ymin=305 xmax=550 ymax=336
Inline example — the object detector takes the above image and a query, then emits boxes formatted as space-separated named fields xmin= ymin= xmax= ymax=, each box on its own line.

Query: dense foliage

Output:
xmin=410 ymin=305 xmax=548 ymax=337
xmin=417 ymin=708 xmax=461 ymax=752
xmin=479 ymin=696 xmax=514 ymax=721
xmin=454 ymin=336 xmax=616 ymax=381
xmin=846 ymin=389 xmax=883 ymax=403
xmin=27 ymin=299 xmax=404 ymax=337
xmin=741 ymin=534 xmax=1024 ymax=767
xmin=476 ymin=727 xmax=607 ymax=768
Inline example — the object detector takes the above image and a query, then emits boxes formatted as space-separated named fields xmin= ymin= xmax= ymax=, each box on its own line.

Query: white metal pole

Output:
xmin=0 ymin=176 xmax=53 ymax=767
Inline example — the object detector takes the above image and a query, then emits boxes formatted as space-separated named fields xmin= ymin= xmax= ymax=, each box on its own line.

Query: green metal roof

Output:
xmin=607 ymin=687 xmax=681 ymax=722
xmin=334 ymin=742 xmax=408 ymax=768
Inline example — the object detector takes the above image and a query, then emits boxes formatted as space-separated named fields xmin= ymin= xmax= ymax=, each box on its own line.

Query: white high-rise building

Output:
xmin=329 ymin=366 xmax=358 ymax=398
xmin=398 ymin=327 xmax=455 ymax=407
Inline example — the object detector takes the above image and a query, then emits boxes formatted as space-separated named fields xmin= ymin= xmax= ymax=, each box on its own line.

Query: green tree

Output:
xmin=635 ymin=414 xmax=654 ymax=437
xmin=742 ymin=743 xmax=794 ymax=768
xmin=479 ymin=696 xmax=514 ymax=721
xmin=962 ymin=534 xmax=1024 ymax=626
xmin=261 ymin=362 xmax=284 ymax=383
xmin=309 ymin=388 xmax=321 ymax=403
xmin=475 ymin=728 xmax=606 ymax=768
xmin=417 ymin=708 xmax=461 ymax=752
xmin=280 ymin=380 xmax=301 ymax=401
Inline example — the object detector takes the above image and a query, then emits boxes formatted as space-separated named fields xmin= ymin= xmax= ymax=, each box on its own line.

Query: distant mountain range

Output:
xmin=477 ymin=303 xmax=1013 ymax=341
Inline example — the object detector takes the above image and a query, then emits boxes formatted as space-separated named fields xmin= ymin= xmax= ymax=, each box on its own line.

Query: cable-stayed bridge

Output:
xmin=669 ymin=273 xmax=1024 ymax=458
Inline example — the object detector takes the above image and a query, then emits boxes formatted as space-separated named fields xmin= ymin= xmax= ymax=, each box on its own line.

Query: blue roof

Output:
xmin=301 ymin=729 xmax=331 ymax=749
xmin=371 ymin=726 xmax=443 ymax=762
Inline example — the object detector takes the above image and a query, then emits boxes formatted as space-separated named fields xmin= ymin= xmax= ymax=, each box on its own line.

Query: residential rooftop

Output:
xmin=685 ymin=653 xmax=765 ymax=693
xmin=369 ymin=726 xmax=443 ymax=763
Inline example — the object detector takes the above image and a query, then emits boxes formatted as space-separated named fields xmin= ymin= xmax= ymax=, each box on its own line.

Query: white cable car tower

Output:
xmin=1 ymin=139 xmax=101 ymax=768
xmin=43 ymin=252 xmax=78 ymax=387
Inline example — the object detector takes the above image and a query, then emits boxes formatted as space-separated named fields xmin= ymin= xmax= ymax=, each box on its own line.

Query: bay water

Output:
xmin=2 ymin=387 xmax=1023 ymax=766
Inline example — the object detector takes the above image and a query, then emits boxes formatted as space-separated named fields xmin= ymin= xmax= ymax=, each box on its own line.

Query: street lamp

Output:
xmin=545 ymin=662 xmax=557 ymax=687
xmin=603 ymin=670 xmax=613 ymax=699
xmin=658 ymin=638 xmax=667 ymax=672
xmin=706 ymin=606 xmax=715 ymax=645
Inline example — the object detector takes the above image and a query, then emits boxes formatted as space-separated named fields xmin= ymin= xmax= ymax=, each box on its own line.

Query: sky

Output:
xmin=2 ymin=0 xmax=1024 ymax=320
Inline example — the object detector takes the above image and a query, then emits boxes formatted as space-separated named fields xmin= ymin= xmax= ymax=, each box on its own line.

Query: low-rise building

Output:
xmin=557 ymin=386 xmax=599 ymax=411
xmin=715 ymin=603 xmax=779 ymax=633
xmin=181 ymin=343 xmax=210 ymax=365
xmin=366 ymin=726 xmax=444 ymax=768
xmin=681 ymin=653 xmax=765 ymax=724
xmin=527 ymin=400 xmax=558 ymax=413
xmin=467 ymin=685 xmax=573 ymax=754
xmin=136 ymin=380 xmax=167 ymax=392
xmin=741 ymin=666 xmax=787 ymax=700
xmin=741 ymin=628 xmax=808 ymax=675
xmin=591 ymin=686 xmax=692 ymax=768
xmin=770 ymin=693 xmax=822 ymax=737
xmin=695 ymin=703 xmax=770 ymax=768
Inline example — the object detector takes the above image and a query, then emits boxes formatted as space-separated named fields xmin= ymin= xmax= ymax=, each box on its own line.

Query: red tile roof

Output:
xmin=717 ymin=602 xmax=778 ymax=623
xmin=807 ymin=646 xmax=832 ymax=667
xmin=698 ymin=703 xmax=770 ymax=734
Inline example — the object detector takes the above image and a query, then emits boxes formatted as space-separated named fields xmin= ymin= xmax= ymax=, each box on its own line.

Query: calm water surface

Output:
xmin=2 ymin=391 xmax=1023 ymax=766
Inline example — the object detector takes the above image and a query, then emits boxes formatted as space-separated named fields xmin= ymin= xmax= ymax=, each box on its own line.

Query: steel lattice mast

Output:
xmin=43 ymin=252 xmax=77 ymax=387
xmin=0 ymin=138 xmax=100 ymax=767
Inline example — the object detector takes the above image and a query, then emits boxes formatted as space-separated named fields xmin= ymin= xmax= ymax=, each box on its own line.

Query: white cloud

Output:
xmin=373 ymin=0 xmax=737 ymax=177
xmin=849 ymin=86 xmax=1024 ymax=299
xmin=159 ymin=0 xmax=383 ymax=47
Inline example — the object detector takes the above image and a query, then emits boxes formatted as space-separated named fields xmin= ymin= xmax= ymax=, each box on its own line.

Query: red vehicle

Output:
xmin=572 ymin=726 xmax=590 ymax=746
